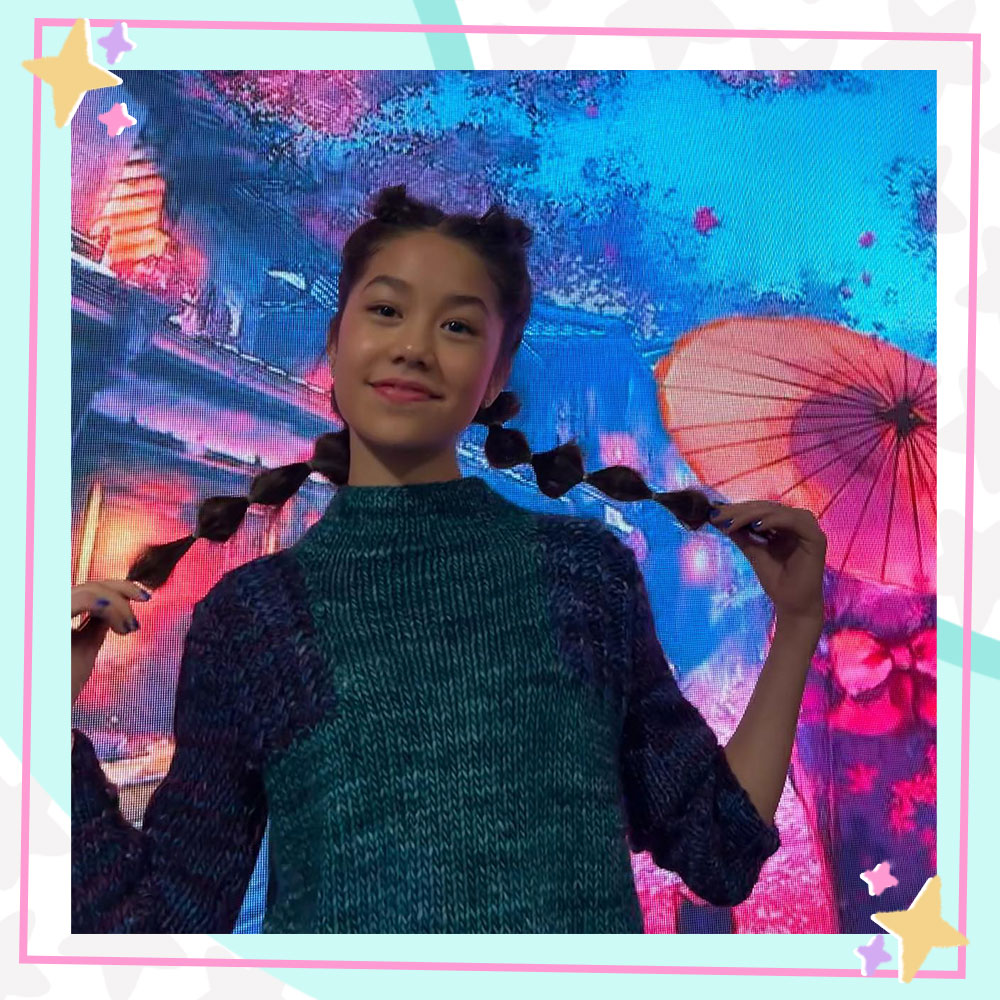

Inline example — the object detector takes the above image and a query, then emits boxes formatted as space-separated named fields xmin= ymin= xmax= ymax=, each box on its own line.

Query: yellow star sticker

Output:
xmin=22 ymin=18 xmax=122 ymax=127
xmin=870 ymin=874 xmax=969 ymax=983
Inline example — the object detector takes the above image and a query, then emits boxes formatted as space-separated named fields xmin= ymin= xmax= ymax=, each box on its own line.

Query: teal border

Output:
xmin=414 ymin=0 xmax=473 ymax=68
xmin=9 ymin=4 xmax=982 ymax=993
xmin=939 ymin=616 xmax=999 ymax=680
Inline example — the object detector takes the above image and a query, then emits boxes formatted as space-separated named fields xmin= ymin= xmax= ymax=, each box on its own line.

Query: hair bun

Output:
xmin=478 ymin=205 xmax=533 ymax=248
xmin=370 ymin=184 xmax=422 ymax=225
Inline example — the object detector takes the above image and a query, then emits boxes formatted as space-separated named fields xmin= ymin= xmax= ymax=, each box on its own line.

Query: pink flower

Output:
xmin=858 ymin=230 xmax=876 ymax=248
xmin=693 ymin=206 xmax=720 ymax=235
xmin=845 ymin=762 xmax=879 ymax=795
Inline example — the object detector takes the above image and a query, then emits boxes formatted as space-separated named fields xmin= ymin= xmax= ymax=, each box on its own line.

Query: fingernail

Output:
xmin=139 ymin=590 xmax=152 ymax=601
xmin=96 ymin=598 xmax=110 ymax=607
xmin=708 ymin=507 xmax=721 ymax=519
xmin=722 ymin=518 xmax=734 ymax=528
xmin=129 ymin=618 xmax=140 ymax=631
xmin=751 ymin=519 xmax=763 ymax=529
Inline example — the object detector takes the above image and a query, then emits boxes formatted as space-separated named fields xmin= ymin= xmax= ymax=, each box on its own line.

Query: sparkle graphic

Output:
xmin=860 ymin=861 xmax=899 ymax=896
xmin=870 ymin=875 xmax=969 ymax=983
xmin=854 ymin=933 xmax=892 ymax=977
xmin=22 ymin=18 xmax=122 ymax=127
xmin=97 ymin=102 xmax=137 ymax=137
xmin=97 ymin=21 xmax=137 ymax=65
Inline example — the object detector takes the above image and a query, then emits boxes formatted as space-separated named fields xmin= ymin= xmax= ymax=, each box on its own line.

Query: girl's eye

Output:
xmin=367 ymin=305 xmax=476 ymax=335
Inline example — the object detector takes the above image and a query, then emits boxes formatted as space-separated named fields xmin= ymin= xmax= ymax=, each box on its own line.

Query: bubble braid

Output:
xmin=123 ymin=185 xmax=714 ymax=592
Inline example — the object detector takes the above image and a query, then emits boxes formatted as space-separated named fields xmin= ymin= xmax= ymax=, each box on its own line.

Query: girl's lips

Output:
xmin=372 ymin=383 xmax=439 ymax=403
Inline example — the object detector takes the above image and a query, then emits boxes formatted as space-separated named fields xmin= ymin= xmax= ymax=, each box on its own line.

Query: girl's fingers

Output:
xmin=732 ymin=511 xmax=775 ymax=532
xmin=708 ymin=502 xmax=779 ymax=532
xmin=72 ymin=579 xmax=149 ymax=613
xmin=72 ymin=613 xmax=111 ymax=649
xmin=104 ymin=579 xmax=153 ymax=603
xmin=721 ymin=507 xmax=815 ymax=542
xmin=73 ymin=582 xmax=145 ymax=634
xmin=88 ymin=600 xmax=138 ymax=634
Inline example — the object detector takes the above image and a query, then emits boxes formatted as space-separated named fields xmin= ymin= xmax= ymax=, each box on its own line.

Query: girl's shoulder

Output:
xmin=526 ymin=508 xmax=639 ymax=580
xmin=524 ymin=510 xmax=640 ymax=635
xmin=523 ymin=510 xmax=637 ymax=702
xmin=193 ymin=548 xmax=305 ymax=628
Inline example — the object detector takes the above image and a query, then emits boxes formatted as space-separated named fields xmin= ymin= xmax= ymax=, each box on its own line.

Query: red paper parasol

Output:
xmin=653 ymin=316 xmax=935 ymax=593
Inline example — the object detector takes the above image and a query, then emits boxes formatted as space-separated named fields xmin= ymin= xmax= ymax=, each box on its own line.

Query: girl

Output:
xmin=71 ymin=184 xmax=827 ymax=934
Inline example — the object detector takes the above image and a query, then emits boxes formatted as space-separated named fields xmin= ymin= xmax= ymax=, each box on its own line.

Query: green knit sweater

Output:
xmin=72 ymin=475 xmax=781 ymax=933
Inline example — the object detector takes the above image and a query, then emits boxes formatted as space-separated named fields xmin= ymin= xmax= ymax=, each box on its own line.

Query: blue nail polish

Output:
xmin=723 ymin=518 xmax=734 ymax=528
xmin=708 ymin=507 xmax=721 ymax=519
xmin=752 ymin=519 xmax=763 ymax=530
xmin=96 ymin=598 xmax=110 ymax=607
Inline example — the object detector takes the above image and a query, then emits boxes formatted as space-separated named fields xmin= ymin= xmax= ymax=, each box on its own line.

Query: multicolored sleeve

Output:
xmin=72 ymin=583 xmax=268 ymax=932
xmin=617 ymin=543 xmax=781 ymax=906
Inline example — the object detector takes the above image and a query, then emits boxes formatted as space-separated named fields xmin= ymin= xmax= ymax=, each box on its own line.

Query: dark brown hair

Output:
xmin=125 ymin=184 xmax=714 ymax=591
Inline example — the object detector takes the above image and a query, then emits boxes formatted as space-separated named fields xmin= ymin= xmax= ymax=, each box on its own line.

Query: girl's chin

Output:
xmin=354 ymin=429 xmax=460 ymax=450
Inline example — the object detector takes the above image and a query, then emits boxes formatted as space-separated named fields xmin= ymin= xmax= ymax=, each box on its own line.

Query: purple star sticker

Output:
xmin=854 ymin=934 xmax=892 ymax=976
xmin=97 ymin=21 xmax=136 ymax=65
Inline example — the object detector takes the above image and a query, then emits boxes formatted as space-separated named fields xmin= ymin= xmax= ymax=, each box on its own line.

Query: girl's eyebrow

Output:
xmin=362 ymin=274 xmax=489 ymax=313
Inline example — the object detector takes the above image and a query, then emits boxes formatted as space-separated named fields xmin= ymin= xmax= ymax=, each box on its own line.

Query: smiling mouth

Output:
xmin=371 ymin=383 xmax=441 ymax=403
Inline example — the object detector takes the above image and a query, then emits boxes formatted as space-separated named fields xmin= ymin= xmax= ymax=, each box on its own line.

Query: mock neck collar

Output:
xmin=323 ymin=474 xmax=499 ymax=520
xmin=290 ymin=473 xmax=531 ymax=563
xmin=293 ymin=475 xmax=525 ymax=555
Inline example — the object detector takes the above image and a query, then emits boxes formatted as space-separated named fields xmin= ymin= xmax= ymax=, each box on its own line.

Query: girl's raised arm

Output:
xmin=617 ymin=543 xmax=781 ymax=908
xmin=72 ymin=582 xmax=268 ymax=932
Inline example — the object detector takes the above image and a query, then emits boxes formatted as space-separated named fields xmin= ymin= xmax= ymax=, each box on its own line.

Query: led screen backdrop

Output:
xmin=70 ymin=69 xmax=937 ymax=934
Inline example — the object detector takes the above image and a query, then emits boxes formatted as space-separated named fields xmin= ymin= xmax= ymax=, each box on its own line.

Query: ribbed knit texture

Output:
xmin=72 ymin=475 xmax=781 ymax=933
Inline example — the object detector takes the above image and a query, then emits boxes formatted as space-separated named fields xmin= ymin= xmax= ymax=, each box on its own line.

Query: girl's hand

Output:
xmin=71 ymin=579 xmax=151 ymax=706
xmin=708 ymin=501 xmax=827 ymax=625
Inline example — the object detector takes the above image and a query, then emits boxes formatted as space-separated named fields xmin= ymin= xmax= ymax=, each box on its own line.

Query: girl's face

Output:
xmin=329 ymin=230 xmax=512 ymax=486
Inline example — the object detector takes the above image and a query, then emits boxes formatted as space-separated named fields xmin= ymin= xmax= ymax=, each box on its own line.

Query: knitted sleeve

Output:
xmin=618 ymin=545 xmax=781 ymax=907
xmin=71 ymin=582 xmax=268 ymax=932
